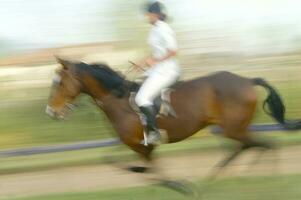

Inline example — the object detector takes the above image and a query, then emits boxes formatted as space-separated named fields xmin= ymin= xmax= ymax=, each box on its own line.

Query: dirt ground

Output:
xmin=0 ymin=145 xmax=301 ymax=199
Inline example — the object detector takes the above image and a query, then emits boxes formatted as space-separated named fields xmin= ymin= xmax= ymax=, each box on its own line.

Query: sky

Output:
xmin=1 ymin=0 xmax=301 ymax=54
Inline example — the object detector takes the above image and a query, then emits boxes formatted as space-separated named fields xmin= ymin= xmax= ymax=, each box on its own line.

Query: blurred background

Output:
xmin=0 ymin=0 xmax=301 ymax=200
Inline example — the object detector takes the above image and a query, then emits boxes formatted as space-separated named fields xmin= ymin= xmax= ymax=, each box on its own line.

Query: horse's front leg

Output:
xmin=129 ymin=143 xmax=197 ymax=197
xmin=126 ymin=143 xmax=155 ymax=173
xmin=100 ymin=142 xmax=151 ymax=174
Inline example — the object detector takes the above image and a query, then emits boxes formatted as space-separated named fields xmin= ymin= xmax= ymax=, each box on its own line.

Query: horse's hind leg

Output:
xmin=205 ymin=139 xmax=249 ymax=182
xmin=199 ymin=136 xmax=272 ymax=199
xmin=245 ymin=139 xmax=277 ymax=173
xmin=207 ymin=101 xmax=272 ymax=180
xmin=210 ymin=129 xmax=274 ymax=182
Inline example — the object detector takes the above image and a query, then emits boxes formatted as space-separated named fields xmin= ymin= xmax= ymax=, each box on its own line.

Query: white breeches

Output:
xmin=135 ymin=63 xmax=180 ymax=107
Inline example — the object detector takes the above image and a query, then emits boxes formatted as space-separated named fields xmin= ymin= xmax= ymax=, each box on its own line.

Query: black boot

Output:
xmin=139 ymin=105 xmax=161 ymax=145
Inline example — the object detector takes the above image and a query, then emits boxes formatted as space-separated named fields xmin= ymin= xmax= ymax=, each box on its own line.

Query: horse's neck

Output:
xmin=91 ymin=92 xmax=134 ymax=122
xmin=82 ymin=76 xmax=138 ymax=135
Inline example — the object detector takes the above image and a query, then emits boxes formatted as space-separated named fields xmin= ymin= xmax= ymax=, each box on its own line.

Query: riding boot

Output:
xmin=139 ymin=105 xmax=161 ymax=145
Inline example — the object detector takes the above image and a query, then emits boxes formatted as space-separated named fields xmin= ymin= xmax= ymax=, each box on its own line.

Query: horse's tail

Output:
xmin=252 ymin=77 xmax=301 ymax=130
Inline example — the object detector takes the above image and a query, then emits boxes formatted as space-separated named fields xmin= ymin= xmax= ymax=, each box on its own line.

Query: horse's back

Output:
xmin=177 ymin=71 xmax=251 ymax=88
xmin=175 ymin=71 xmax=255 ymax=101
xmin=206 ymin=71 xmax=256 ymax=101
xmin=171 ymin=71 xmax=257 ymax=121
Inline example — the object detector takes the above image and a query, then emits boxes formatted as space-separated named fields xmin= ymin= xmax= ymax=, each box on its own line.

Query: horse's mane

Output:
xmin=74 ymin=62 xmax=137 ymax=97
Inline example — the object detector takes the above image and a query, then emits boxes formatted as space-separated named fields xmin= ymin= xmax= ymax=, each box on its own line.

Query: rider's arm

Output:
xmin=154 ymin=50 xmax=177 ymax=62
xmin=146 ymin=26 xmax=178 ymax=66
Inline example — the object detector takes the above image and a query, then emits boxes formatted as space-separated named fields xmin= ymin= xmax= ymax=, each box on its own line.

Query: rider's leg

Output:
xmin=135 ymin=70 xmax=178 ymax=144
xmin=139 ymin=105 xmax=160 ymax=144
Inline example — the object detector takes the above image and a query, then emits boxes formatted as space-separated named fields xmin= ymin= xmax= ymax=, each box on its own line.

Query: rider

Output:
xmin=135 ymin=1 xmax=181 ymax=145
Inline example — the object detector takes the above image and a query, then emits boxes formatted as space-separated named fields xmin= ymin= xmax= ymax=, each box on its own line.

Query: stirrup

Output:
xmin=141 ymin=131 xmax=161 ymax=146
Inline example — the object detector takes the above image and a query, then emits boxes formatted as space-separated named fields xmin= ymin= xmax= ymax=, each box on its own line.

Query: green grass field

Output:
xmin=0 ymin=53 xmax=301 ymax=149
xmin=0 ymin=93 xmax=116 ymax=148
xmin=0 ymin=54 xmax=301 ymax=200
xmin=0 ymin=54 xmax=301 ymax=174
xmin=5 ymin=174 xmax=301 ymax=200
xmin=0 ymin=75 xmax=300 ymax=149
xmin=0 ymin=131 xmax=301 ymax=175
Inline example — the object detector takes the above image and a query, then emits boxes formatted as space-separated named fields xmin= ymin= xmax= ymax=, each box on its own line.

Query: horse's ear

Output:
xmin=55 ymin=56 xmax=70 ymax=70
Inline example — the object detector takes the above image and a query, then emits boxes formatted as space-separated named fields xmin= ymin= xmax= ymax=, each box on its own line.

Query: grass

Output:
xmin=1 ymin=130 xmax=301 ymax=175
xmin=0 ymin=71 xmax=300 ymax=199
xmin=0 ymin=135 xmax=218 ymax=175
xmin=0 ymin=54 xmax=301 ymax=151
xmin=0 ymin=93 xmax=116 ymax=149
xmin=0 ymin=78 xmax=300 ymax=149
xmin=0 ymin=58 xmax=301 ymax=175
xmin=4 ymin=174 xmax=301 ymax=200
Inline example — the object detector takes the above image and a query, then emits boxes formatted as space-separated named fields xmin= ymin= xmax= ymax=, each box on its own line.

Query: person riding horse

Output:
xmin=46 ymin=1 xmax=301 ymax=194
xmin=135 ymin=1 xmax=181 ymax=145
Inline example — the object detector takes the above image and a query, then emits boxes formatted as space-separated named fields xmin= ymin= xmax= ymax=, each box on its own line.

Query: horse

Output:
xmin=46 ymin=57 xmax=301 ymax=194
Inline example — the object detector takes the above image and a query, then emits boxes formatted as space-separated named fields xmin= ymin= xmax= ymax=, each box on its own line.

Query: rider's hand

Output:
xmin=145 ymin=57 xmax=158 ymax=67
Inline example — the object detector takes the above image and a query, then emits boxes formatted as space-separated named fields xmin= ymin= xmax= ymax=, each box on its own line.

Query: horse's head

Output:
xmin=46 ymin=57 xmax=131 ymax=119
xmin=46 ymin=57 xmax=82 ymax=119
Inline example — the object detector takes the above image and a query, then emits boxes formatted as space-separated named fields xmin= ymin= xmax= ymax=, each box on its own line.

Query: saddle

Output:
xmin=129 ymin=85 xmax=177 ymax=119
xmin=128 ymin=82 xmax=178 ymax=145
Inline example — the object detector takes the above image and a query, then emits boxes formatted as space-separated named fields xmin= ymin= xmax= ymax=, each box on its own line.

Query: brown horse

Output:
xmin=46 ymin=57 xmax=301 ymax=192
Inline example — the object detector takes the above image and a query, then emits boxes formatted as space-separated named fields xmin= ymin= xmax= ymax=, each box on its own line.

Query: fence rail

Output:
xmin=0 ymin=139 xmax=121 ymax=158
xmin=0 ymin=123 xmax=287 ymax=158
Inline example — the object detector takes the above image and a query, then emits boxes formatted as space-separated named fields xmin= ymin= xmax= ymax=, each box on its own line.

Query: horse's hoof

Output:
xmin=127 ymin=166 xmax=149 ymax=173
xmin=159 ymin=180 xmax=195 ymax=196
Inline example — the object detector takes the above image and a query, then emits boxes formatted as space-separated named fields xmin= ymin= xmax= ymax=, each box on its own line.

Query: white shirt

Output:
xmin=147 ymin=20 xmax=180 ymax=76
